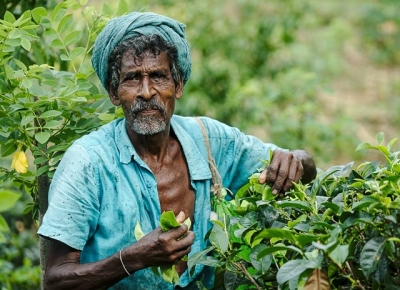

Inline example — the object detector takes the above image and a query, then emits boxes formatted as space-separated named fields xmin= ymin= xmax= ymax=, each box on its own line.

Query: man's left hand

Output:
xmin=258 ymin=149 xmax=316 ymax=195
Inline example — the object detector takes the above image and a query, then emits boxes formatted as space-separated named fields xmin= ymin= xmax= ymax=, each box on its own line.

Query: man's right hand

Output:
xmin=124 ymin=213 xmax=194 ymax=270
xmin=43 ymin=213 xmax=194 ymax=290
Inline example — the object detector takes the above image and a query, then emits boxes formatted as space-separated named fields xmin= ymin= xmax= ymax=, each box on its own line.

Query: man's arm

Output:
xmin=44 ymin=222 xmax=194 ymax=290
xmin=258 ymin=149 xmax=317 ymax=194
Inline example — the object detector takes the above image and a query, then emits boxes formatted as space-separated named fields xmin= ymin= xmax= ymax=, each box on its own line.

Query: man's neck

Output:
xmin=126 ymin=123 xmax=176 ymax=163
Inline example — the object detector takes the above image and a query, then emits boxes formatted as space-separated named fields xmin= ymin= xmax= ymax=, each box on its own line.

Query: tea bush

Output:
xmin=190 ymin=132 xmax=400 ymax=289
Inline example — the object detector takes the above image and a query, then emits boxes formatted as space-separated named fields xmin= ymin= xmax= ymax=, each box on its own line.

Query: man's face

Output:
xmin=112 ymin=49 xmax=182 ymax=135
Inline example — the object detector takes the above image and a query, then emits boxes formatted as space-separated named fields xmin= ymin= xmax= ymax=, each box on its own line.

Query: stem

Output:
xmin=234 ymin=262 xmax=262 ymax=290
xmin=345 ymin=261 xmax=365 ymax=290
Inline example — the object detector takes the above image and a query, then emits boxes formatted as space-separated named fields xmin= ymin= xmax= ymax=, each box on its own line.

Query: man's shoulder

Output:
xmin=74 ymin=118 xmax=123 ymax=148
xmin=172 ymin=115 xmax=228 ymax=132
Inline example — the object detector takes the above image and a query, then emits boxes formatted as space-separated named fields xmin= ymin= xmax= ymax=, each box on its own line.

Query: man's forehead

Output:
xmin=121 ymin=49 xmax=170 ymax=69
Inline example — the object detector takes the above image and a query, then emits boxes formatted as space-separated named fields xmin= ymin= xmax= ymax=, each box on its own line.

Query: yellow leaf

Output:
xmin=304 ymin=268 xmax=331 ymax=290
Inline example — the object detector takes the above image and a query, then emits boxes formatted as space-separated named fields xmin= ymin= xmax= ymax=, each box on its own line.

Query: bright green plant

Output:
xmin=189 ymin=132 xmax=400 ymax=289
xmin=0 ymin=190 xmax=21 ymax=242
xmin=0 ymin=1 xmax=128 ymax=285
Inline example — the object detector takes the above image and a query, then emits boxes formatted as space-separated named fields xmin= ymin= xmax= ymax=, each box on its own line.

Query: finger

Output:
xmin=166 ymin=224 xmax=193 ymax=242
xmin=282 ymin=159 xmax=300 ymax=192
xmin=271 ymin=154 xmax=292 ymax=194
xmin=258 ymin=168 xmax=268 ymax=184
xmin=266 ymin=151 xmax=280 ymax=184
xmin=176 ymin=211 xmax=185 ymax=223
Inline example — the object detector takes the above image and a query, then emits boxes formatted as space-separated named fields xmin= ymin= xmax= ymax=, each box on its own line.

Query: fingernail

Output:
xmin=272 ymin=189 xmax=278 ymax=195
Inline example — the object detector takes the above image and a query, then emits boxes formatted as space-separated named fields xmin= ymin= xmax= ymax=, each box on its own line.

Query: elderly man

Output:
xmin=38 ymin=12 xmax=316 ymax=290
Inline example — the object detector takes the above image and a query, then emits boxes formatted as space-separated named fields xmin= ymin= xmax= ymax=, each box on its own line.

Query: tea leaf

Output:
xmin=250 ymin=244 xmax=272 ymax=274
xmin=360 ymin=236 xmax=387 ymax=277
xmin=134 ymin=221 xmax=145 ymax=241
xmin=159 ymin=211 xmax=180 ymax=231
xmin=277 ymin=259 xmax=317 ymax=285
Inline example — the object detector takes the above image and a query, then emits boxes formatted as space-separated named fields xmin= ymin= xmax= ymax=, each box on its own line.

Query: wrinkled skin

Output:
xmin=259 ymin=149 xmax=316 ymax=195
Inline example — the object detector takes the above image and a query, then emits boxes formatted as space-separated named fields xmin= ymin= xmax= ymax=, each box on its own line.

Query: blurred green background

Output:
xmin=1 ymin=0 xmax=400 ymax=288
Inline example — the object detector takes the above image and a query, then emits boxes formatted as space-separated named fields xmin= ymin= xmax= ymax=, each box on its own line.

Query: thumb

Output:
xmin=176 ymin=211 xmax=186 ymax=223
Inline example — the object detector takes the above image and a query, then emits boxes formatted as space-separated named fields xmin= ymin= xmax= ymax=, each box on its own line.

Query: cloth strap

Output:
xmin=194 ymin=117 xmax=223 ymax=199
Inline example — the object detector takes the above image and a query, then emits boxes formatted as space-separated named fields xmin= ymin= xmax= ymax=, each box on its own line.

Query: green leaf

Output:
xmin=159 ymin=211 xmax=180 ymax=231
xmin=250 ymin=244 xmax=272 ymax=274
xmin=13 ymin=58 xmax=27 ymax=70
xmin=64 ymin=30 xmax=82 ymax=46
xmin=35 ymin=165 xmax=50 ymax=176
xmin=21 ymin=77 xmax=32 ymax=89
xmin=257 ymin=245 xmax=303 ymax=259
xmin=134 ymin=221 xmax=145 ymax=241
xmin=1 ymin=143 xmax=17 ymax=157
xmin=32 ymin=7 xmax=47 ymax=23
xmin=4 ymin=11 xmax=16 ymax=23
xmin=21 ymin=38 xmax=31 ymax=51
xmin=60 ymin=54 xmax=71 ymax=61
xmin=277 ymin=200 xmax=313 ymax=212
xmin=57 ymin=14 xmax=73 ymax=34
xmin=44 ymin=120 xmax=62 ymax=129
xmin=102 ymin=3 xmax=114 ymax=16
xmin=255 ymin=228 xmax=297 ymax=243
xmin=33 ymin=157 xmax=48 ymax=165
xmin=277 ymin=259 xmax=317 ymax=285
xmin=50 ymin=38 xmax=64 ymax=49
xmin=21 ymin=114 xmax=35 ymax=126
xmin=35 ymin=131 xmax=51 ymax=144
xmin=356 ymin=142 xmax=373 ymax=151
xmin=117 ymin=0 xmax=129 ymax=16
xmin=210 ymin=222 xmax=228 ymax=253
xmin=328 ymin=244 xmax=349 ymax=266
xmin=0 ymin=214 xmax=10 ymax=232
xmin=70 ymin=47 xmax=86 ymax=59
xmin=360 ymin=237 xmax=387 ymax=277
xmin=160 ymin=264 xmax=179 ymax=284
xmin=376 ymin=132 xmax=385 ymax=145
xmin=187 ymin=246 xmax=214 ymax=276
xmin=40 ymin=16 xmax=52 ymax=29
xmin=41 ymin=110 xmax=62 ymax=119
xmin=0 ymin=190 xmax=21 ymax=212
xmin=52 ymin=2 xmax=67 ymax=22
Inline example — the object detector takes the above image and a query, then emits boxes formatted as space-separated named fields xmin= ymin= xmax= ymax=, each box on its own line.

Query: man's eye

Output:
xmin=125 ymin=74 xmax=139 ymax=81
xmin=153 ymin=72 xmax=166 ymax=80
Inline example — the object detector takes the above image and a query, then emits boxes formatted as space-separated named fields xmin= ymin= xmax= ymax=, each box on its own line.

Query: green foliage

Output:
xmin=0 ymin=190 xmax=21 ymax=243
xmin=0 ymin=1 xmax=127 ymax=220
xmin=358 ymin=0 xmax=400 ymax=65
xmin=190 ymin=132 xmax=400 ymax=289
xmin=0 ymin=198 xmax=41 ymax=290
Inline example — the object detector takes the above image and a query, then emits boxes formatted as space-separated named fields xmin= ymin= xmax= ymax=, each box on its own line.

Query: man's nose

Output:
xmin=138 ymin=77 xmax=154 ymax=100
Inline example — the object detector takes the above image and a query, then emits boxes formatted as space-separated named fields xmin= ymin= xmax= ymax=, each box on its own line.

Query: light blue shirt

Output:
xmin=38 ymin=115 xmax=281 ymax=289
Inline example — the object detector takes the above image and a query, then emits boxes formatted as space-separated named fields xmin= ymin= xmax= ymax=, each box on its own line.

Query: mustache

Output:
xmin=130 ymin=98 xmax=166 ymax=115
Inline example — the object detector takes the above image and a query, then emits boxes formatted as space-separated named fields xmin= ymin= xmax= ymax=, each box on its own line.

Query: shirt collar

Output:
xmin=114 ymin=117 xmax=211 ymax=181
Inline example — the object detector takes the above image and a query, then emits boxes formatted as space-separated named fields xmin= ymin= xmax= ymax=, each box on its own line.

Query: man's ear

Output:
xmin=175 ymin=79 xmax=184 ymax=100
xmin=107 ymin=84 xmax=121 ymax=106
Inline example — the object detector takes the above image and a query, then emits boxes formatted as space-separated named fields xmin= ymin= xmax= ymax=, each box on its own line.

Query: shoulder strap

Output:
xmin=194 ymin=117 xmax=223 ymax=199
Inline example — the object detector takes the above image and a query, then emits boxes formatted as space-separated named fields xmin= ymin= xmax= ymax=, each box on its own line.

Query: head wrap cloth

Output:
xmin=91 ymin=12 xmax=191 ymax=89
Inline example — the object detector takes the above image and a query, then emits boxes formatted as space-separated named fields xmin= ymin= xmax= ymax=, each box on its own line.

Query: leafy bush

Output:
xmin=190 ymin=132 xmax=400 ymax=289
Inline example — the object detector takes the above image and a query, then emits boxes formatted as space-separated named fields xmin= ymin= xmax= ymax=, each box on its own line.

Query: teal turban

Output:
xmin=91 ymin=12 xmax=191 ymax=90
